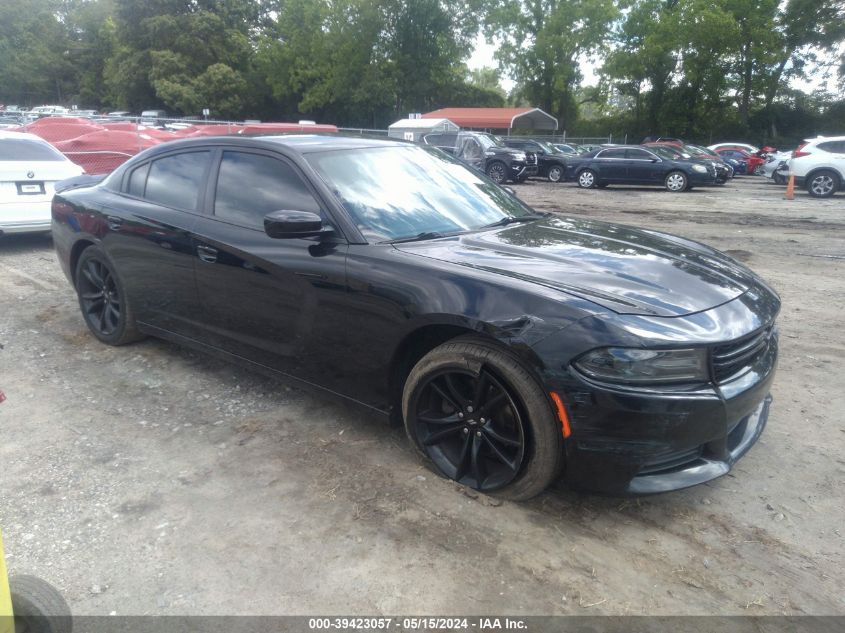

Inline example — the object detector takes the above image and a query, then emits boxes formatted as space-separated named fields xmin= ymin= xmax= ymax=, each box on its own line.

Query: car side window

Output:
xmin=818 ymin=141 xmax=845 ymax=154
xmin=127 ymin=163 xmax=149 ymax=197
xmin=213 ymin=151 xmax=322 ymax=229
xmin=598 ymin=149 xmax=626 ymax=159
xmin=626 ymin=149 xmax=652 ymax=160
xmin=144 ymin=151 xmax=211 ymax=211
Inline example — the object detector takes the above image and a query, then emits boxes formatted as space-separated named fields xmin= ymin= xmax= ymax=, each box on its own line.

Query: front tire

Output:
xmin=486 ymin=161 xmax=507 ymax=184
xmin=75 ymin=245 xmax=144 ymax=346
xmin=577 ymin=169 xmax=597 ymax=188
xmin=806 ymin=170 xmax=839 ymax=198
xmin=773 ymin=172 xmax=786 ymax=185
xmin=402 ymin=336 xmax=564 ymax=500
xmin=665 ymin=170 xmax=688 ymax=192
xmin=547 ymin=165 xmax=564 ymax=183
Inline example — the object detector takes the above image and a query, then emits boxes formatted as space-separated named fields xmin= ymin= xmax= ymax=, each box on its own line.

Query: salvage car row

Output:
xmin=425 ymin=132 xmax=845 ymax=198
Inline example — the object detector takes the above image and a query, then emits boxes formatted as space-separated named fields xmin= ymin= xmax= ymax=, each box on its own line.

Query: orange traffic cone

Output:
xmin=785 ymin=174 xmax=795 ymax=200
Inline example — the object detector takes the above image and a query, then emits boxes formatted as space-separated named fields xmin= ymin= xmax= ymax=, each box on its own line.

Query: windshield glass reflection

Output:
xmin=307 ymin=145 xmax=533 ymax=242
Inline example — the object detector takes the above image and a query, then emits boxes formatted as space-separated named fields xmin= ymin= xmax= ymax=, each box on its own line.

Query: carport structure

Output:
xmin=421 ymin=107 xmax=558 ymax=133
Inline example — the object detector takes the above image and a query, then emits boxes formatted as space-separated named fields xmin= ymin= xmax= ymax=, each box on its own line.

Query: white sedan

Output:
xmin=1 ymin=131 xmax=84 ymax=235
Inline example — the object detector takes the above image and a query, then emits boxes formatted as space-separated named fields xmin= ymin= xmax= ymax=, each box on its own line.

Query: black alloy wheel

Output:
xmin=403 ymin=336 xmax=564 ymax=500
xmin=75 ymin=246 xmax=143 ymax=345
xmin=78 ymin=258 xmax=121 ymax=336
xmin=412 ymin=368 xmax=525 ymax=492
xmin=487 ymin=161 xmax=507 ymax=184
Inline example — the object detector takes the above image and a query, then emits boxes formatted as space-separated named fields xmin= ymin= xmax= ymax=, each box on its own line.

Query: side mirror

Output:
xmin=264 ymin=209 xmax=324 ymax=239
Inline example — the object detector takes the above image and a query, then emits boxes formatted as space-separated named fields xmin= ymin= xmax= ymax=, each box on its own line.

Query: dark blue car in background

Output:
xmin=564 ymin=145 xmax=718 ymax=192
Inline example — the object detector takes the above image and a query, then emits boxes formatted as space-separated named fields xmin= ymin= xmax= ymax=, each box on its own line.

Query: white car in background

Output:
xmin=788 ymin=135 xmax=845 ymax=198
xmin=0 ymin=131 xmax=84 ymax=235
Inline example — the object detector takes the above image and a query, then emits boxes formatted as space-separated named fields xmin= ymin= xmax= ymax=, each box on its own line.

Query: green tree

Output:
xmin=484 ymin=0 xmax=620 ymax=130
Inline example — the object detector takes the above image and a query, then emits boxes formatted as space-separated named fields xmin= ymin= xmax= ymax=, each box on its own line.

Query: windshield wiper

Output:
xmin=385 ymin=231 xmax=452 ymax=244
xmin=480 ymin=213 xmax=549 ymax=229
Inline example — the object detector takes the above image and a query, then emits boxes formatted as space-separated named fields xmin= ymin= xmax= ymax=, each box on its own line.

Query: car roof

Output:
xmin=0 ymin=130 xmax=51 ymax=142
xmin=806 ymin=135 xmax=845 ymax=143
xmin=138 ymin=133 xmax=407 ymax=156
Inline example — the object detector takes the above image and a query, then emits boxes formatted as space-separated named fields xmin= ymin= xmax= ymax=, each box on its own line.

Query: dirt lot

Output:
xmin=1 ymin=176 xmax=843 ymax=616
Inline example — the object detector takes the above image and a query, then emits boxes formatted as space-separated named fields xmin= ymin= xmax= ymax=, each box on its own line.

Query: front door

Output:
xmin=190 ymin=149 xmax=350 ymax=389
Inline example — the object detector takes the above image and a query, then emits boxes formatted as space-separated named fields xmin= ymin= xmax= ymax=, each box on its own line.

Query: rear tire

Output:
xmin=10 ymin=575 xmax=73 ymax=633
xmin=806 ymin=170 xmax=839 ymax=198
xmin=402 ymin=336 xmax=564 ymax=500
xmin=75 ymin=245 xmax=144 ymax=346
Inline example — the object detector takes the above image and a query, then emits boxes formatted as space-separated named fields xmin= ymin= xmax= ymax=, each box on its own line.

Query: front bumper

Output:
xmin=534 ymin=298 xmax=779 ymax=495
xmin=0 ymin=219 xmax=51 ymax=234
xmin=510 ymin=163 xmax=539 ymax=179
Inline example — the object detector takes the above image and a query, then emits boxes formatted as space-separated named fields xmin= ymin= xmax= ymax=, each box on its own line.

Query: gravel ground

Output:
xmin=0 ymin=175 xmax=843 ymax=616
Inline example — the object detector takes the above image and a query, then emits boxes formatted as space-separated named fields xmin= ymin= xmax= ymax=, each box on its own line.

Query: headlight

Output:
xmin=574 ymin=348 xmax=709 ymax=384
xmin=692 ymin=164 xmax=708 ymax=173
xmin=512 ymin=152 xmax=526 ymax=161
xmin=485 ymin=151 xmax=496 ymax=157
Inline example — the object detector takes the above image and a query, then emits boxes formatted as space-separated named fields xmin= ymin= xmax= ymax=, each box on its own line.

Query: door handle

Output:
xmin=196 ymin=244 xmax=218 ymax=263
xmin=106 ymin=215 xmax=123 ymax=231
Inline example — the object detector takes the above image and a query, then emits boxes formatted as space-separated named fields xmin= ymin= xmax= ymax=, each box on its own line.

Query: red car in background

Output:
xmin=715 ymin=148 xmax=766 ymax=175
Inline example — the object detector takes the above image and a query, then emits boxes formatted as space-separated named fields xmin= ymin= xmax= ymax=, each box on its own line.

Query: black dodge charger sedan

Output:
xmin=52 ymin=135 xmax=779 ymax=499
xmin=565 ymin=145 xmax=718 ymax=191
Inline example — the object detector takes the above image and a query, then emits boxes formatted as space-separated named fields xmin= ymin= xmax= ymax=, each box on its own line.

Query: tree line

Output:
xmin=1 ymin=0 xmax=843 ymax=144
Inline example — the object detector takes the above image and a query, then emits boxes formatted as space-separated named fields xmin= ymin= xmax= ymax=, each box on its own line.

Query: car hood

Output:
xmin=394 ymin=216 xmax=755 ymax=317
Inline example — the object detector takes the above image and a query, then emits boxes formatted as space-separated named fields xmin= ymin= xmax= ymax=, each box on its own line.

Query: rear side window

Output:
xmin=626 ymin=149 xmax=653 ymax=160
xmin=0 ymin=139 xmax=65 ymax=162
xmin=213 ymin=151 xmax=321 ymax=229
xmin=144 ymin=151 xmax=211 ymax=210
xmin=817 ymin=141 xmax=845 ymax=154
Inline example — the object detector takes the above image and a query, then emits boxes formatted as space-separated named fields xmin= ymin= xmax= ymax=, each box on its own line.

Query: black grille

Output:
xmin=712 ymin=325 xmax=774 ymax=382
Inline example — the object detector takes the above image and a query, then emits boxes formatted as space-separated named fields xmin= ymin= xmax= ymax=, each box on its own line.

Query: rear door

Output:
xmin=190 ymin=148 xmax=351 ymax=387
xmin=103 ymin=150 xmax=210 ymax=336
xmin=817 ymin=141 xmax=845 ymax=178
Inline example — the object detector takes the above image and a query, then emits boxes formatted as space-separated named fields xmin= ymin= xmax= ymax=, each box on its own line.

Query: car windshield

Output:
xmin=536 ymin=141 xmax=560 ymax=154
xmin=474 ymin=133 xmax=503 ymax=150
xmin=0 ymin=138 xmax=66 ymax=161
xmin=650 ymin=146 xmax=690 ymax=160
xmin=307 ymin=145 xmax=537 ymax=242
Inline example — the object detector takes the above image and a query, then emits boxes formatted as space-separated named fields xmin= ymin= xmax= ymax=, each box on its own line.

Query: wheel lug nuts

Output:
xmin=479 ymin=417 xmax=485 ymax=424
xmin=463 ymin=428 xmax=469 ymax=434
xmin=467 ymin=406 xmax=474 ymax=413
xmin=476 ymin=431 xmax=482 ymax=437
xmin=458 ymin=412 xmax=464 ymax=419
